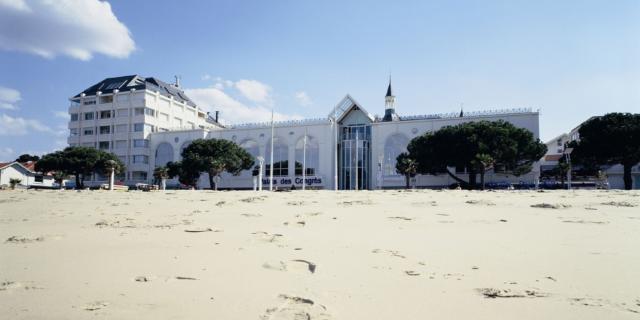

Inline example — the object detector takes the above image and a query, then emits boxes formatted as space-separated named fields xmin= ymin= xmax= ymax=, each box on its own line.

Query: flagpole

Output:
xmin=334 ymin=107 xmax=338 ymax=190
xmin=355 ymin=130 xmax=359 ymax=191
xmin=303 ymin=127 xmax=307 ymax=191
xmin=269 ymin=108 xmax=274 ymax=191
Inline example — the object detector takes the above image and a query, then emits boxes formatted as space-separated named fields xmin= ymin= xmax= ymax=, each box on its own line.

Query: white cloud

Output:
xmin=201 ymin=74 xmax=212 ymax=81
xmin=0 ymin=113 xmax=52 ymax=136
xmin=0 ymin=86 xmax=21 ymax=110
xmin=0 ymin=0 xmax=135 ymax=60
xmin=0 ymin=147 xmax=15 ymax=162
xmin=185 ymin=87 xmax=302 ymax=124
xmin=294 ymin=91 xmax=312 ymax=107
xmin=235 ymin=79 xmax=272 ymax=104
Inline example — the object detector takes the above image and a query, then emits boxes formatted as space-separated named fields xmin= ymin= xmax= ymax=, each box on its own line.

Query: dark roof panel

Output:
xmin=74 ymin=75 xmax=196 ymax=107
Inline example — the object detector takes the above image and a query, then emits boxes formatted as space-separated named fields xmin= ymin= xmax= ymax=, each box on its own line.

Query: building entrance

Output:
xmin=338 ymin=125 xmax=371 ymax=190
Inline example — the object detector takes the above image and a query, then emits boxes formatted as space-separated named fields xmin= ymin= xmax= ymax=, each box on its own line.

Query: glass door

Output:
xmin=339 ymin=125 xmax=371 ymax=190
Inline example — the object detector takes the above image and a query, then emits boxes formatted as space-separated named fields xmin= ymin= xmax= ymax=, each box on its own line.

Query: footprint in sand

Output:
xmin=83 ymin=301 xmax=109 ymax=311
xmin=263 ymin=260 xmax=316 ymax=274
xmin=387 ymin=216 xmax=413 ymax=221
xmin=252 ymin=231 xmax=284 ymax=243
xmin=241 ymin=213 xmax=263 ymax=218
xmin=465 ymin=199 xmax=496 ymax=206
xmin=5 ymin=236 xmax=45 ymax=243
xmin=477 ymin=288 xmax=548 ymax=299
xmin=530 ymin=203 xmax=571 ymax=209
xmin=0 ymin=281 xmax=42 ymax=291
xmin=260 ymin=294 xmax=331 ymax=320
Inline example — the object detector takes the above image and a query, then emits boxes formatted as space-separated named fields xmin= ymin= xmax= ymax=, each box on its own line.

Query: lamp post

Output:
xmin=564 ymin=147 xmax=574 ymax=190
xmin=257 ymin=156 xmax=264 ymax=191
xmin=378 ymin=154 xmax=384 ymax=190
xmin=106 ymin=160 xmax=116 ymax=191
xmin=302 ymin=127 xmax=307 ymax=191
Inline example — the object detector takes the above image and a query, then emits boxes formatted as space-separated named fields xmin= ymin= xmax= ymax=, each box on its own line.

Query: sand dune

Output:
xmin=1 ymin=189 xmax=639 ymax=319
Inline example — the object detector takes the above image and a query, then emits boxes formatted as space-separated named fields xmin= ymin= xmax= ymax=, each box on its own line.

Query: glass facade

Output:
xmin=339 ymin=125 xmax=371 ymax=190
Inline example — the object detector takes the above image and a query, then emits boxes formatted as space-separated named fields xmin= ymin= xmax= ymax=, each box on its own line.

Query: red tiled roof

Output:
xmin=21 ymin=161 xmax=36 ymax=171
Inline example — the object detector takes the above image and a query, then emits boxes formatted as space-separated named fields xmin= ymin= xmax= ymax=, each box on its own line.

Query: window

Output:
xmin=132 ymin=155 xmax=149 ymax=164
xmin=70 ymin=113 xmax=78 ymax=121
xmin=265 ymin=137 xmax=289 ymax=176
xmin=146 ymin=124 xmax=155 ymax=132
xmin=70 ymin=128 xmax=79 ymax=136
xmin=98 ymin=141 xmax=109 ymax=150
xmin=99 ymin=125 xmax=111 ymax=134
xmin=83 ymin=127 xmax=94 ymax=135
xmin=99 ymin=96 xmax=113 ymax=104
xmin=117 ymin=155 xmax=127 ymax=163
xmin=159 ymin=112 xmax=169 ymax=121
xmin=295 ymin=135 xmax=318 ymax=176
xmin=240 ymin=140 xmax=259 ymax=177
xmin=131 ymin=171 xmax=148 ymax=181
xmin=158 ymin=127 xmax=167 ymax=132
xmin=155 ymin=143 xmax=174 ymax=167
xmin=174 ymin=117 xmax=182 ymax=126
xmin=134 ymin=108 xmax=144 ymax=116
xmin=383 ymin=134 xmax=410 ymax=176
xmin=84 ymin=112 xmax=94 ymax=120
xmin=100 ymin=110 xmax=112 ymax=119
xmin=115 ymin=140 xmax=127 ymax=149
xmin=133 ymin=139 xmax=149 ymax=148
xmin=82 ymin=142 xmax=95 ymax=148
xmin=115 ymin=124 xmax=128 ymax=133
xmin=117 ymin=108 xmax=129 ymax=117
xmin=83 ymin=99 xmax=96 ymax=105
xmin=187 ymin=121 xmax=195 ymax=129
xmin=35 ymin=175 xmax=43 ymax=183
xmin=133 ymin=123 xmax=144 ymax=132
xmin=145 ymin=107 xmax=155 ymax=116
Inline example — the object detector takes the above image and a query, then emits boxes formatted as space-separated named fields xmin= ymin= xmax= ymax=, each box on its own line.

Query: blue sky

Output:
xmin=1 ymin=0 xmax=639 ymax=161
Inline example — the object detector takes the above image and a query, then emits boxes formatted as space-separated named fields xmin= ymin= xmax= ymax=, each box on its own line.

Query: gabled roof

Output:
xmin=0 ymin=161 xmax=36 ymax=173
xmin=72 ymin=75 xmax=196 ymax=107
xmin=328 ymin=94 xmax=375 ymax=123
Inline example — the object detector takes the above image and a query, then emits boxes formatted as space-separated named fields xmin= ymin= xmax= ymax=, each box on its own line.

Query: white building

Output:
xmin=541 ymin=120 xmax=640 ymax=189
xmin=0 ymin=161 xmax=55 ymax=188
xmin=69 ymin=76 xmax=541 ymax=189
xmin=67 ymin=75 xmax=220 ymax=185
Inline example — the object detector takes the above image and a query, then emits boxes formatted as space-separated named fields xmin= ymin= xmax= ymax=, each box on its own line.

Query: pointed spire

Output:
xmin=385 ymin=75 xmax=393 ymax=97
xmin=459 ymin=103 xmax=464 ymax=117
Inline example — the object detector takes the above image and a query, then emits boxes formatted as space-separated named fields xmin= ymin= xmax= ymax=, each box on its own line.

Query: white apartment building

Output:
xmin=67 ymin=75 xmax=220 ymax=185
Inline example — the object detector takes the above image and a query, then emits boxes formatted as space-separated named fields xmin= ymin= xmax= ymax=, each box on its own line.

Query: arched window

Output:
xmin=265 ymin=137 xmax=289 ymax=176
xmin=155 ymin=142 xmax=174 ymax=167
xmin=383 ymin=133 xmax=409 ymax=176
xmin=239 ymin=139 xmax=260 ymax=176
xmin=295 ymin=135 xmax=319 ymax=176
xmin=179 ymin=140 xmax=192 ymax=159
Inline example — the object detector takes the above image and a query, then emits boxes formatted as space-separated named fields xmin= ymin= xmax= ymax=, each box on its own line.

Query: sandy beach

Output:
xmin=1 ymin=189 xmax=639 ymax=319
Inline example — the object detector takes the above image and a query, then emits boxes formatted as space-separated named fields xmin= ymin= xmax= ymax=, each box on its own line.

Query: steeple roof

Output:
xmin=385 ymin=81 xmax=393 ymax=97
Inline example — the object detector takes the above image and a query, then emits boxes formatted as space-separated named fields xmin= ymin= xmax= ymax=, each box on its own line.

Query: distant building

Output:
xmin=68 ymin=76 xmax=541 ymax=189
xmin=0 ymin=161 xmax=55 ymax=188
xmin=541 ymin=120 xmax=640 ymax=189
xmin=67 ymin=75 xmax=220 ymax=184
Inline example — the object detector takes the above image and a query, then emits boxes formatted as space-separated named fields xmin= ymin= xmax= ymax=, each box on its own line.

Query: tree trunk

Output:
xmin=405 ymin=174 xmax=410 ymax=189
xmin=468 ymin=170 xmax=477 ymax=189
xmin=623 ymin=163 xmax=632 ymax=190
xmin=480 ymin=169 xmax=485 ymax=190
xmin=75 ymin=174 xmax=81 ymax=189
xmin=208 ymin=172 xmax=215 ymax=190
xmin=560 ymin=174 xmax=565 ymax=189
